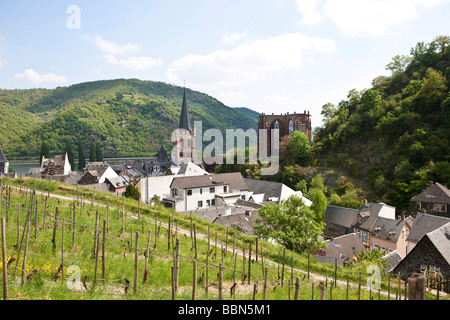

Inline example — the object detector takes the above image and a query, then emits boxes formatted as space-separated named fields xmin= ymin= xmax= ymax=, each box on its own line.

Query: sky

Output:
xmin=0 ymin=0 xmax=449 ymax=129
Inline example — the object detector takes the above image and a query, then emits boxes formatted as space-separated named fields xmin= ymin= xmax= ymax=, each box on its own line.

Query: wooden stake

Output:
xmin=21 ymin=211 xmax=31 ymax=284
xmin=1 ymin=218 xmax=8 ymax=300
xmin=263 ymin=266 xmax=268 ymax=300
xmin=294 ymin=277 xmax=300 ymax=300
xmin=134 ymin=230 xmax=139 ymax=294
xmin=192 ymin=260 xmax=197 ymax=300
xmin=218 ymin=262 xmax=223 ymax=300
xmin=102 ymin=220 xmax=106 ymax=285
xmin=143 ymin=229 xmax=151 ymax=284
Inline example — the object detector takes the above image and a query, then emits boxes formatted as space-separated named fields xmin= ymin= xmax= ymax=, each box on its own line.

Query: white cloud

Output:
xmin=296 ymin=0 xmax=322 ymax=24
xmin=221 ymin=31 xmax=248 ymax=44
xmin=297 ymin=0 xmax=450 ymax=37
xmin=104 ymin=54 xmax=162 ymax=70
xmin=167 ymin=33 xmax=335 ymax=89
xmin=83 ymin=35 xmax=141 ymax=55
xmin=14 ymin=69 xmax=67 ymax=84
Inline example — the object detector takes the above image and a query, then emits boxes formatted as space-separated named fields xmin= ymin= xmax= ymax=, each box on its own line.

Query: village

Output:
xmin=0 ymin=89 xmax=448 ymax=298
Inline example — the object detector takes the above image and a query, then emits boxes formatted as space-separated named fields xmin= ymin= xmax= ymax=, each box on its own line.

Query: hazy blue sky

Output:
xmin=0 ymin=0 xmax=449 ymax=128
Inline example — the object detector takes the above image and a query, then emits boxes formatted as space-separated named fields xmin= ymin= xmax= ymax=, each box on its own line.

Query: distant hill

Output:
xmin=232 ymin=107 xmax=260 ymax=125
xmin=0 ymin=79 xmax=258 ymax=159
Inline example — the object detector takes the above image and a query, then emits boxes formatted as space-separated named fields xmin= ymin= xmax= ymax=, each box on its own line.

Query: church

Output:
xmin=172 ymin=87 xmax=198 ymax=165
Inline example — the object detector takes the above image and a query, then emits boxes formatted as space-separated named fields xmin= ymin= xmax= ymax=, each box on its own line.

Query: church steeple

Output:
xmin=178 ymin=88 xmax=192 ymax=132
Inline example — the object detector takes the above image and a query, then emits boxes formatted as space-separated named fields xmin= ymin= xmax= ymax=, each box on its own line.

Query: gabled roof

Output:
xmin=426 ymin=222 xmax=450 ymax=264
xmin=407 ymin=212 xmax=450 ymax=243
xmin=382 ymin=250 xmax=403 ymax=272
xmin=370 ymin=217 xmax=405 ymax=242
xmin=172 ymin=172 xmax=247 ymax=190
xmin=244 ymin=178 xmax=283 ymax=202
xmin=411 ymin=182 xmax=450 ymax=205
xmin=324 ymin=205 xmax=359 ymax=229
xmin=322 ymin=233 xmax=365 ymax=260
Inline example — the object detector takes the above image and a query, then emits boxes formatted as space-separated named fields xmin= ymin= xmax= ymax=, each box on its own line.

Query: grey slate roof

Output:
xmin=172 ymin=172 xmax=247 ymax=191
xmin=244 ymin=178 xmax=283 ymax=202
xmin=406 ymin=212 xmax=450 ymax=243
xmin=324 ymin=205 xmax=359 ymax=230
xmin=322 ymin=233 xmax=365 ymax=260
xmin=370 ymin=217 xmax=405 ymax=242
xmin=411 ymin=182 xmax=450 ymax=205
xmin=213 ymin=210 xmax=260 ymax=236
xmin=382 ymin=250 xmax=403 ymax=272
xmin=426 ymin=222 xmax=450 ymax=265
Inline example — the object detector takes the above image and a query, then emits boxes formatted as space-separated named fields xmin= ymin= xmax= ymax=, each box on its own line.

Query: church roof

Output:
xmin=178 ymin=88 xmax=192 ymax=132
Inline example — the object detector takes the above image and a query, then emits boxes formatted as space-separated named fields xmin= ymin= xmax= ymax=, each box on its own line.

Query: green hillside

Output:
xmin=0 ymin=79 xmax=258 ymax=159
xmin=315 ymin=35 xmax=450 ymax=212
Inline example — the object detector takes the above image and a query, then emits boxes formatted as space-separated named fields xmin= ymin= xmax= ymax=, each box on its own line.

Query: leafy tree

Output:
xmin=320 ymin=102 xmax=337 ymax=123
xmin=89 ymin=142 xmax=96 ymax=162
xmin=77 ymin=141 xmax=86 ymax=171
xmin=255 ymin=195 xmax=325 ymax=253
xmin=39 ymin=141 xmax=50 ymax=165
xmin=124 ymin=184 xmax=140 ymax=201
xmin=385 ymin=55 xmax=413 ymax=75
xmin=310 ymin=190 xmax=327 ymax=223
xmin=64 ymin=142 xmax=75 ymax=171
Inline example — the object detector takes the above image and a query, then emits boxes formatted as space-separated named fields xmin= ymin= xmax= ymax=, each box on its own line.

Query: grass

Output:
xmin=0 ymin=176 xmax=447 ymax=300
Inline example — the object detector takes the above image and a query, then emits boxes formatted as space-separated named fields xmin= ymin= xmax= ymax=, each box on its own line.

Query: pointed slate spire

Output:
xmin=178 ymin=88 xmax=192 ymax=132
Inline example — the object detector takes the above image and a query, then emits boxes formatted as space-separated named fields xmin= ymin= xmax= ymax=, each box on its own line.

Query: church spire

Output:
xmin=178 ymin=87 xmax=192 ymax=132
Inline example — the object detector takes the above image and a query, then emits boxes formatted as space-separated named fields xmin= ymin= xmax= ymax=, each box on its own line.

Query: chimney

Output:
xmin=429 ymin=181 xmax=433 ymax=187
xmin=364 ymin=199 xmax=368 ymax=206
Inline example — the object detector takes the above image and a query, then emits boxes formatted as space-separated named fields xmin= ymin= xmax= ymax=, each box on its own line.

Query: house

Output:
xmin=79 ymin=161 xmax=118 ymax=185
xmin=405 ymin=212 xmax=450 ymax=254
xmin=323 ymin=205 xmax=359 ymax=237
xmin=40 ymin=153 xmax=71 ymax=177
xmin=314 ymin=233 xmax=365 ymax=266
xmin=105 ymin=175 xmax=130 ymax=195
xmin=411 ymin=181 xmax=450 ymax=217
xmin=163 ymin=172 xmax=249 ymax=212
xmin=393 ymin=222 xmax=450 ymax=292
xmin=213 ymin=209 xmax=261 ymax=236
xmin=323 ymin=201 xmax=411 ymax=258
xmin=136 ymin=161 xmax=209 ymax=204
xmin=0 ymin=148 xmax=9 ymax=174
xmin=244 ymin=178 xmax=312 ymax=206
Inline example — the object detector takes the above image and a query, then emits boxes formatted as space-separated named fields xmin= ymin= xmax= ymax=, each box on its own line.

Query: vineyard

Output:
xmin=0 ymin=177 xmax=446 ymax=300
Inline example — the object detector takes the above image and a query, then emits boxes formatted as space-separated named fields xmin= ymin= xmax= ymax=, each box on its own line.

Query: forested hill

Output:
xmin=0 ymin=79 xmax=258 ymax=159
xmin=315 ymin=35 xmax=450 ymax=212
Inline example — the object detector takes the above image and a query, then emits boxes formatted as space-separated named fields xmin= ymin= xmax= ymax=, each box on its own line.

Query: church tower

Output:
xmin=172 ymin=88 xmax=196 ymax=165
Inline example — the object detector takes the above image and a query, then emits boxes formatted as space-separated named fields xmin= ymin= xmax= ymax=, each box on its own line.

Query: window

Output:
xmin=198 ymin=201 xmax=203 ymax=208
xmin=206 ymin=200 xmax=210 ymax=206
xmin=224 ymin=186 xmax=228 ymax=193
xmin=289 ymin=120 xmax=294 ymax=136
xmin=420 ymin=264 xmax=428 ymax=273
xmin=434 ymin=204 xmax=447 ymax=213
xmin=187 ymin=189 xmax=192 ymax=196
xmin=362 ymin=230 xmax=367 ymax=243
xmin=241 ymin=195 xmax=245 ymax=200
xmin=416 ymin=202 xmax=421 ymax=210
xmin=209 ymin=187 xmax=215 ymax=193
xmin=200 ymin=188 xmax=203 ymax=195
xmin=211 ymin=199 xmax=215 ymax=206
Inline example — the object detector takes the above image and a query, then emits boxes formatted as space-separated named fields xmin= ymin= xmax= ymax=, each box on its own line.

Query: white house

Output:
xmin=136 ymin=161 xmax=209 ymax=204
xmin=80 ymin=161 xmax=118 ymax=184
xmin=163 ymin=172 xmax=249 ymax=212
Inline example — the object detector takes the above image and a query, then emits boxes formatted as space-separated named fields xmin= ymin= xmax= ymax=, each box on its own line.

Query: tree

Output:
xmin=321 ymin=102 xmax=337 ymax=123
xmin=310 ymin=190 xmax=327 ymax=223
xmin=385 ymin=55 xmax=413 ymax=75
xmin=39 ymin=141 xmax=50 ymax=165
xmin=95 ymin=142 xmax=103 ymax=162
xmin=124 ymin=184 xmax=140 ymax=201
xmin=77 ymin=141 xmax=86 ymax=171
xmin=64 ymin=142 xmax=75 ymax=171
xmin=89 ymin=142 xmax=96 ymax=162
xmin=255 ymin=195 xmax=325 ymax=253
